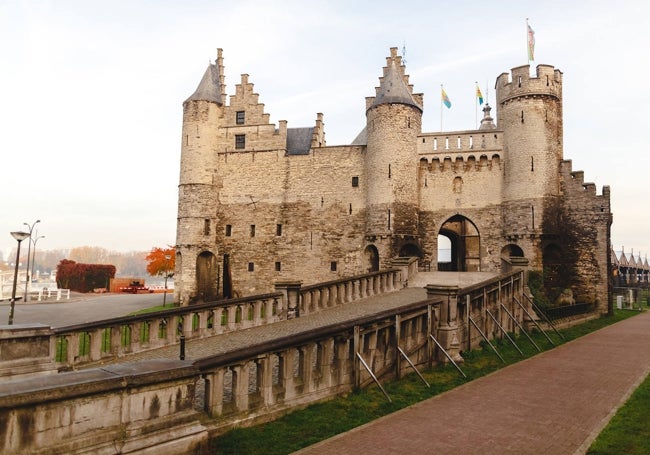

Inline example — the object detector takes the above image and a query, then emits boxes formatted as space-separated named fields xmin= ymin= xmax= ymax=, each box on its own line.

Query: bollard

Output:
xmin=180 ymin=335 xmax=186 ymax=360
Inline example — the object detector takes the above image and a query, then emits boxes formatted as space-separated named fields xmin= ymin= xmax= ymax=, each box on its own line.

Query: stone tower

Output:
xmin=496 ymin=64 xmax=564 ymax=266
xmin=364 ymin=47 xmax=423 ymax=262
xmin=496 ymin=64 xmax=563 ymax=201
xmin=175 ymin=50 xmax=227 ymax=303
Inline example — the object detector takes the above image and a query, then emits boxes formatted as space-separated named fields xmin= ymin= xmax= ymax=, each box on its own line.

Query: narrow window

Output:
xmin=457 ymin=136 xmax=461 ymax=149
xmin=235 ymin=134 xmax=245 ymax=149
xmin=388 ymin=209 xmax=391 ymax=230
xmin=351 ymin=176 xmax=359 ymax=187
xmin=349 ymin=203 xmax=352 ymax=215
xmin=275 ymin=261 xmax=281 ymax=271
xmin=388 ymin=164 xmax=391 ymax=179
xmin=330 ymin=261 xmax=337 ymax=272
xmin=445 ymin=137 xmax=449 ymax=150
xmin=225 ymin=224 xmax=232 ymax=236
xmin=250 ymin=225 xmax=256 ymax=237
xmin=276 ymin=224 xmax=282 ymax=236
xmin=422 ymin=138 xmax=426 ymax=143
xmin=531 ymin=156 xmax=534 ymax=171
xmin=433 ymin=137 xmax=438 ymax=150
xmin=521 ymin=110 xmax=524 ymax=123
xmin=203 ymin=219 xmax=210 ymax=235
xmin=469 ymin=136 xmax=474 ymax=148
xmin=236 ymin=111 xmax=245 ymax=125
xmin=518 ymin=76 xmax=522 ymax=87
xmin=407 ymin=117 xmax=411 ymax=128
xmin=248 ymin=262 xmax=254 ymax=272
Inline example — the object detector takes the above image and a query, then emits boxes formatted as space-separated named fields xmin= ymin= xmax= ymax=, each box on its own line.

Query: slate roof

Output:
xmin=286 ymin=127 xmax=314 ymax=155
xmin=369 ymin=61 xmax=422 ymax=112
xmin=185 ymin=63 xmax=222 ymax=104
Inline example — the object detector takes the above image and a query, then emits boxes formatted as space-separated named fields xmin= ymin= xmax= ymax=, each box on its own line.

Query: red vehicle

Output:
xmin=119 ymin=280 xmax=152 ymax=294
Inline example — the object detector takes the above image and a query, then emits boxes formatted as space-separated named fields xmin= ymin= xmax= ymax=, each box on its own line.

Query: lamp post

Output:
xmin=31 ymin=234 xmax=45 ymax=285
xmin=23 ymin=219 xmax=40 ymax=302
xmin=163 ymin=254 xmax=171 ymax=307
xmin=9 ymin=231 xmax=30 ymax=325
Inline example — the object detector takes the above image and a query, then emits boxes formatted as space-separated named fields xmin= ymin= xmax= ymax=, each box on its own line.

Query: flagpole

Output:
xmin=440 ymin=84 xmax=443 ymax=132
xmin=526 ymin=18 xmax=529 ymax=63
xmin=475 ymin=81 xmax=478 ymax=129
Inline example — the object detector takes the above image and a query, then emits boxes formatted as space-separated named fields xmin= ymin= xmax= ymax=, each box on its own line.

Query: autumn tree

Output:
xmin=146 ymin=247 xmax=175 ymax=278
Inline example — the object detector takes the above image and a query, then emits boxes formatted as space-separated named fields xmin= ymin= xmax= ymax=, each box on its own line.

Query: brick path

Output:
xmin=295 ymin=310 xmax=650 ymax=455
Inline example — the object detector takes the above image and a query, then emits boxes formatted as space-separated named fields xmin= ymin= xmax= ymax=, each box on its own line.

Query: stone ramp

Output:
xmin=295 ymin=310 xmax=650 ymax=455
xmin=408 ymin=271 xmax=498 ymax=288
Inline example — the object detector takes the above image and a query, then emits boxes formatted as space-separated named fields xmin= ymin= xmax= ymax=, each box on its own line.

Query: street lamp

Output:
xmin=8 ymin=231 xmax=30 ymax=325
xmin=163 ymin=254 xmax=171 ymax=307
xmin=31 ymin=234 xmax=45 ymax=285
xmin=23 ymin=219 xmax=40 ymax=302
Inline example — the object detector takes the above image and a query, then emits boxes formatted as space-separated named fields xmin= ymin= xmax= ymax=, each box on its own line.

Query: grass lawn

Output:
xmin=588 ymin=365 xmax=650 ymax=454
xmin=211 ymin=308 xmax=642 ymax=454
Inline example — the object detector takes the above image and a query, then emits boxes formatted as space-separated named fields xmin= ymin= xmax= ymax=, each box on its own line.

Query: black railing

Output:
xmin=540 ymin=302 xmax=595 ymax=320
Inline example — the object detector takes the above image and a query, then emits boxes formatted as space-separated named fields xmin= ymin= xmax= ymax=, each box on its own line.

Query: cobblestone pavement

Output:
xmin=295 ymin=310 xmax=650 ymax=455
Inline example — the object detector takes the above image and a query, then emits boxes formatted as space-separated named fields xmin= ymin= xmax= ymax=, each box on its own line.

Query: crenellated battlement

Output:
xmin=496 ymin=64 xmax=562 ymax=104
xmin=560 ymin=160 xmax=610 ymax=199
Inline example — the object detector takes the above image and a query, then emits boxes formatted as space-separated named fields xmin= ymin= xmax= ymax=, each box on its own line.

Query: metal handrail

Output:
xmin=500 ymin=303 xmax=541 ymax=352
xmin=469 ymin=316 xmax=505 ymax=363
xmin=356 ymin=353 xmax=392 ymax=402
xmin=486 ymin=309 xmax=524 ymax=356
xmin=398 ymin=346 xmax=430 ymax=387
xmin=428 ymin=334 xmax=466 ymax=378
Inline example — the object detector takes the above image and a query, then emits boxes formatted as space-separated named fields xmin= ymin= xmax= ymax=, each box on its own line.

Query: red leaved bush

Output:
xmin=56 ymin=259 xmax=116 ymax=293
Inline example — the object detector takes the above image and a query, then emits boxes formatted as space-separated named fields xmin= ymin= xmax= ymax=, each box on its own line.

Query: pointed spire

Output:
xmin=185 ymin=49 xmax=225 ymax=104
xmin=369 ymin=48 xmax=422 ymax=112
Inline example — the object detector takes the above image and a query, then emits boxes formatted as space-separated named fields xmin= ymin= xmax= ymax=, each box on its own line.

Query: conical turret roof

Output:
xmin=368 ymin=50 xmax=422 ymax=112
xmin=185 ymin=63 xmax=223 ymax=104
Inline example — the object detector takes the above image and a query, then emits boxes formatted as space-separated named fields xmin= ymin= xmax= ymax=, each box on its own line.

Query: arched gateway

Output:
xmin=438 ymin=215 xmax=480 ymax=272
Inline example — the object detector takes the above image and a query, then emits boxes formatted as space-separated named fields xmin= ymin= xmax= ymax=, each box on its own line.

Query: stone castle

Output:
xmin=174 ymin=47 xmax=612 ymax=311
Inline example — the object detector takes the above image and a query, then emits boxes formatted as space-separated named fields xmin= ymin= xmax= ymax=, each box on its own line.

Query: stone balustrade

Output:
xmin=298 ymin=268 xmax=402 ymax=315
xmin=54 ymin=292 xmax=285 ymax=369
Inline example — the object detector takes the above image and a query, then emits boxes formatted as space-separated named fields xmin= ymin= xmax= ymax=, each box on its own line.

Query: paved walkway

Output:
xmin=295 ymin=310 xmax=650 ymax=455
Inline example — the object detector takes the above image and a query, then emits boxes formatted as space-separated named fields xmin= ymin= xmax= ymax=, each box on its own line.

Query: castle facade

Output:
xmin=174 ymin=48 xmax=612 ymax=311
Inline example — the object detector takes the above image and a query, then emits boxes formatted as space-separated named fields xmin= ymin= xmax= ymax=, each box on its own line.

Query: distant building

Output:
xmin=174 ymin=48 xmax=611 ymax=311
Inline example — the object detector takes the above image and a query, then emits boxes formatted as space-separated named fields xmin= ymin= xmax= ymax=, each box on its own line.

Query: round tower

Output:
xmin=496 ymin=64 xmax=563 ymax=201
xmin=175 ymin=49 xmax=226 ymax=305
xmin=364 ymin=47 xmax=423 ymax=261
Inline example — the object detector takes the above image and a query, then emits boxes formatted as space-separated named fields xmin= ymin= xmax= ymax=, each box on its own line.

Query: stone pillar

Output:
xmin=426 ymin=285 xmax=463 ymax=363
xmin=274 ymin=281 xmax=302 ymax=318
xmin=0 ymin=324 xmax=56 ymax=379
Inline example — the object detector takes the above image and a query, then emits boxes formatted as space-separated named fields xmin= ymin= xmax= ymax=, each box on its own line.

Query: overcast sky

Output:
xmin=1 ymin=0 xmax=648 ymax=262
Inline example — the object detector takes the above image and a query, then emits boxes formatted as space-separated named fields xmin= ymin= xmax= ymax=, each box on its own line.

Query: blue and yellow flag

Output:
xmin=476 ymin=85 xmax=484 ymax=105
xmin=441 ymin=87 xmax=451 ymax=109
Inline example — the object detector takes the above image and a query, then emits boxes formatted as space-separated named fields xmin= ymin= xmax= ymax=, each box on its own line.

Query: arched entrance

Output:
xmin=438 ymin=215 xmax=480 ymax=271
xmin=363 ymin=245 xmax=380 ymax=273
xmin=196 ymin=251 xmax=218 ymax=302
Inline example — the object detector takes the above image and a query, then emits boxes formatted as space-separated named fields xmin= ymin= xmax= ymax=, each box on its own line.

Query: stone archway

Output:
xmin=363 ymin=245 xmax=380 ymax=273
xmin=196 ymin=251 xmax=218 ymax=302
xmin=501 ymin=244 xmax=524 ymax=259
xmin=438 ymin=215 xmax=481 ymax=271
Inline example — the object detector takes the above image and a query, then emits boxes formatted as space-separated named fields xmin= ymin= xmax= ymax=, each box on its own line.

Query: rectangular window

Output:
xmin=225 ymin=224 xmax=232 ymax=236
xmin=203 ymin=219 xmax=210 ymax=235
xmin=248 ymin=262 xmax=254 ymax=272
xmin=330 ymin=261 xmax=337 ymax=272
xmin=250 ymin=225 xmax=256 ymax=237
xmin=236 ymin=111 xmax=245 ymax=125
xmin=235 ymin=134 xmax=245 ymax=149
xmin=276 ymin=224 xmax=282 ymax=236
xmin=275 ymin=261 xmax=281 ymax=271
xmin=351 ymin=176 xmax=359 ymax=187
